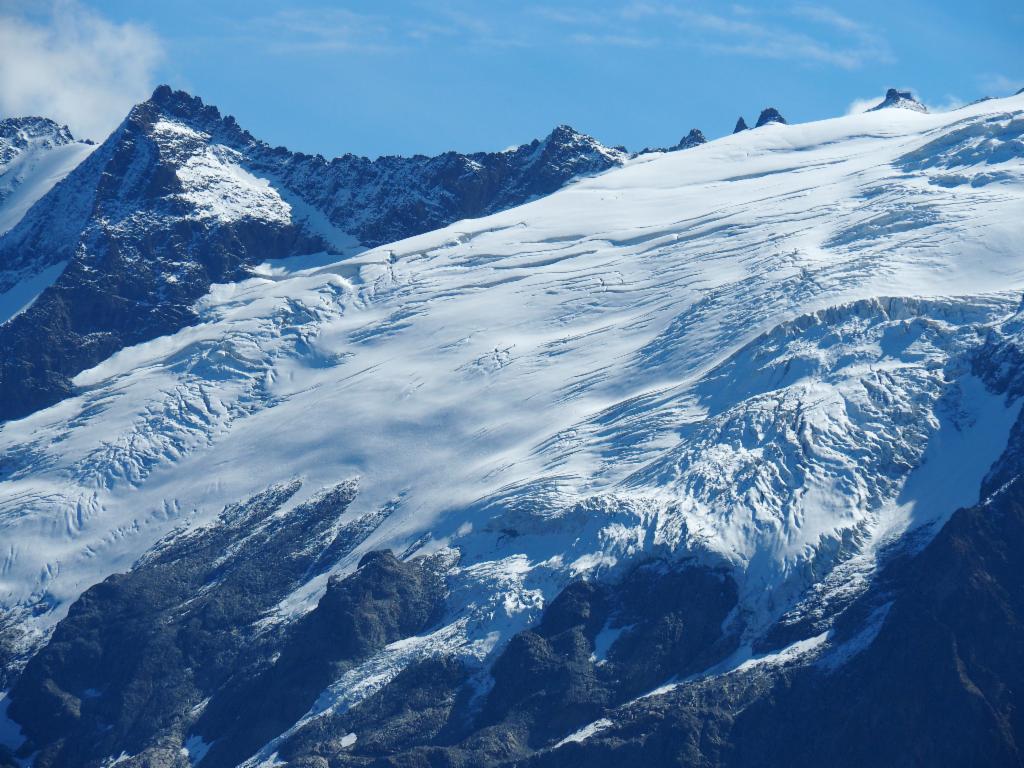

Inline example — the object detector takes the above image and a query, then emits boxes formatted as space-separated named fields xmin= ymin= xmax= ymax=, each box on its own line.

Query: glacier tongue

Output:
xmin=2 ymin=92 xmax=1024 ymax=662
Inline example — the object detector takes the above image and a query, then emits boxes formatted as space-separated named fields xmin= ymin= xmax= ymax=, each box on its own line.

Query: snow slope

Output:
xmin=2 ymin=94 xmax=1024 ymax=675
xmin=0 ymin=117 xmax=95 ymax=237
xmin=0 ymin=117 xmax=95 ymax=322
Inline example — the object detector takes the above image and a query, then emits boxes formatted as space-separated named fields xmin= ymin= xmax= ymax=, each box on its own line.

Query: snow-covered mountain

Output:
xmin=869 ymin=87 xmax=928 ymax=113
xmin=0 ymin=86 xmax=624 ymax=422
xmin=1 ymin=90 xmax=1024 ymax=768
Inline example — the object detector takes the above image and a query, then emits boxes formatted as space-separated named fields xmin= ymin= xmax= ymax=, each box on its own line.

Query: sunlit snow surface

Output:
xmin=2 ymin=96 xmax=1024 ymax=681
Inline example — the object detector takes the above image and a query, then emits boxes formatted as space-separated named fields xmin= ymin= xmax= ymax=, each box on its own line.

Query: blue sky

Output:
xmin=1 ymin=1 xmax=1021 ymax=156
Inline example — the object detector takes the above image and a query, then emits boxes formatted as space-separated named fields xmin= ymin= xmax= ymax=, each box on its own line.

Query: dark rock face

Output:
xmin=754 ymin=107 xmax=786 ymax=127
xmin=0 ymin=87 xmax=624 ymax=422
xmin=266 ymin=562 xmax=739 ymax=767
xmin=7 ymin=556 xmax=733 ymax=767
xmin=527 ymin=411 xmax=1024 ymax=768
xmin=733 ymin=117 xmax=749 ymax=133
xmin=6 ymin=479 xmax=387 ymax=768
xmin=194 ymin=550 xmax=449 ymax=768
xmin=9 ymin=447 xmax=1024 ymax=767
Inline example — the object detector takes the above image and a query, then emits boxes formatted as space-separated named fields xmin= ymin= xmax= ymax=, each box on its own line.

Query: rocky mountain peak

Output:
xmin=733 ymin=116 xmax=749 ymax=133
xmin=755 ymin=107 xmax=787 ymax=127
xmin=674 ymin=128 xmax=707 ymax=150
xmin=543 ymin=123 xmax=586 ymax=144
xmin=534 ymin=123 xmax=623 ymax=162
xmin=868 ymin=88 xmax=928 ymax=113
xmin=127 ymin=84 xmax=256 ymax=150
xmin=0 ymin=116 xmax=74 ymax=145
xmin=0 ymin=117 xmax=76 ymax=166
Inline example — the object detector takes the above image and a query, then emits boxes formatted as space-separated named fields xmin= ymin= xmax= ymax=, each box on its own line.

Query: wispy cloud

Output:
xmin=246 ymin=9 xmax=394 ymax=54
xmin=570 ymin=32 xmax=658 ymax=48
xmin=923 ymin=94 xmax=966 ymax=113
xmin=244 ymin=5 xmax=525 ymax=53
xmin=530 ymin=6 xmax=612 ymax=26
xmin=217 ymin=2 xmax=895 ymax=68
xmin=791 ymin=5 xmax=863 ymax=34
xmin=0 ymin=0 xmax=164 ymax=140
xmin=846 ymin=95 xmax=882 ymax=114
xmin=619 ymin=2 xmax=891 ymax=69
xmin=532 ymin=4 xmax=659 ymax=48
xmin=977 ymin=73 xmax=1023 ymax=97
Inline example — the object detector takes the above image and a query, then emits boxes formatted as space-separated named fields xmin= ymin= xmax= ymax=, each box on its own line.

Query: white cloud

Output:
xmin=620 ymin=2 xmax=890 ymax=70
xmin=0 ymin=0 xmax=164 ymax=141
xmin=923 ymin=94 xmax=965 ymax=113
xmin=248 ymin=8 xmax=394 ymax=54
xmin=570 ymin=32 xmax=658 ymax=47
xmin=977 ymin=73 xmax=1023 ymax=97
xmin=846 ymin=95 xmax=882 ymax=115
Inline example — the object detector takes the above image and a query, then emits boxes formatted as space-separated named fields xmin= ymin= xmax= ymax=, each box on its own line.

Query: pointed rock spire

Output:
xmin=673 ymin=129 xmax=707 ymax=150
xmin=733 ymin=117 xmax=749 ymax=133
xmin=868 ymin=88 xmax=928 ymax=113
xmin=755 ymin=107 xmax=786 ymax=127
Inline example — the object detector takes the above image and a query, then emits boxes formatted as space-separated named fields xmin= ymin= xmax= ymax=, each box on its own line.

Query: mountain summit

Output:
xmin=755 ymin=107 xmax=787 ymax=127
xmin=0 ymin=117 xmax=75 ymax=164
xmin=673 ymin=128 xmax=707 ymax=150
xmin=869 ymin=88 xmax=928 ymax=113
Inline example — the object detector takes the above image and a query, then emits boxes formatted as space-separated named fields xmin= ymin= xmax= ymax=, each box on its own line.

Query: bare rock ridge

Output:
xmin=635 ymin=128 xmax=707 ymax=155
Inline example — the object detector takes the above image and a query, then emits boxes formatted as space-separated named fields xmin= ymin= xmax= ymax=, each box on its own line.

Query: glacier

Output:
xmin=1 ymin=90 xmax=1024 ymax=763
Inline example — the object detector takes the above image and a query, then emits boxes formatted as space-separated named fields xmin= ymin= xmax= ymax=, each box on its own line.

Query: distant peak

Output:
xmin=868 ymin=88 xmax=927 ymax=113
xmin=733 ymin=117 xmax=749 ymax=133
xmin=143 ymin=84 xmax=221 ymax=123
xmin=674 ymin=129 xmax=707 ymax=150
xmin=543 ymin=124 xmax=588 ymax=144
xmin=755 ymin=107 xmax=786 ymax=127
xmin=0 ymin=116 xmax=74 ymax=144
xmin=1017 ymin=86 xmax=1024 ymax=95
xmin=534 ymin=123 xmax=623 ymax=161
xmin=127 ymin=84 xmax=251 ymax=145
xmin=149 ymin=84 xmax=175 ymax=103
